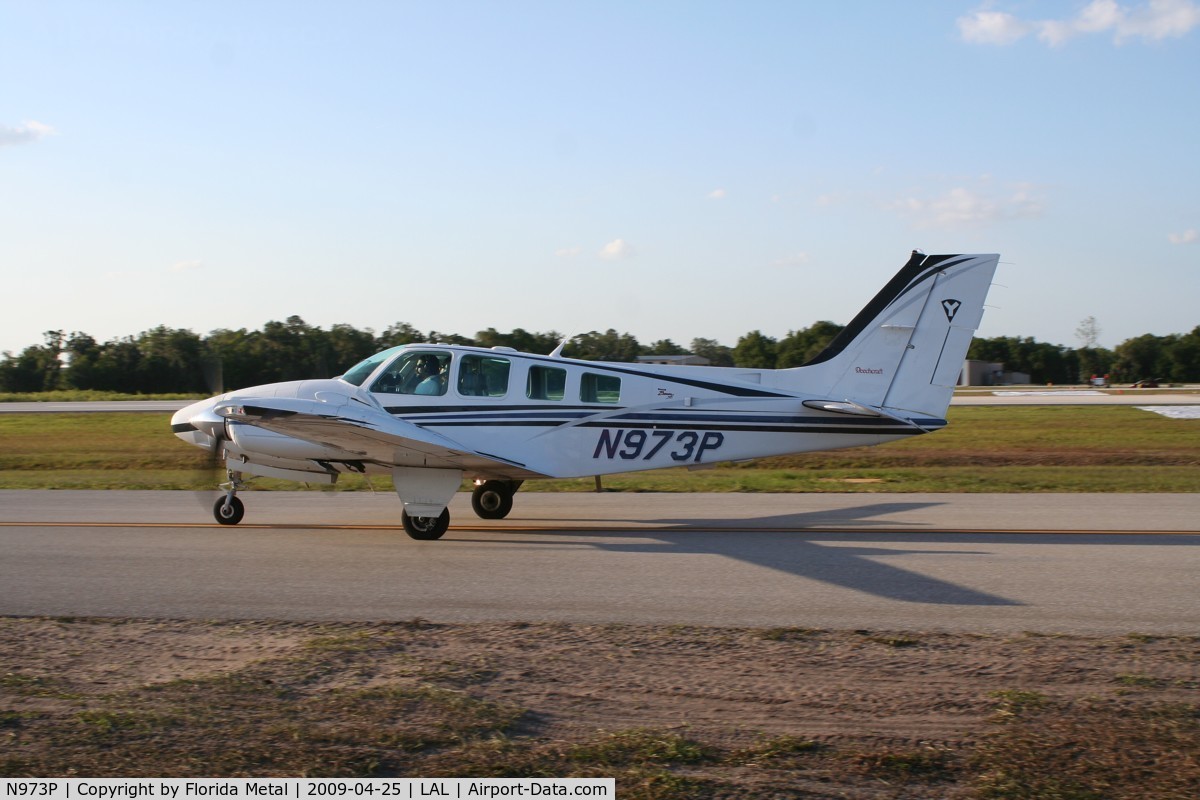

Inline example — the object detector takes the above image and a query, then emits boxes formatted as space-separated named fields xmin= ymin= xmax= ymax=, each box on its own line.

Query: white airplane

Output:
xmin=172 ymin=251 xmax=999 ymax=539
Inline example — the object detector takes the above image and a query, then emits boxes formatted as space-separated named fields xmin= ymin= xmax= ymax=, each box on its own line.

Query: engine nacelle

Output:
xmin=227 ymin=422 xmax=355 ymax=461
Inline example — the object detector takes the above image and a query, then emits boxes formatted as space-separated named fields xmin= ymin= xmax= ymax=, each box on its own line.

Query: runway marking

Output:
xmin=1 ymin=521 xmax=1197 ymax=536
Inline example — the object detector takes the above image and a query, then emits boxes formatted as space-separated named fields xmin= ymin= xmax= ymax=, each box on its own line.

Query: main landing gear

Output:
xmin=401 ymin=508 xmax=451 ymax=540
xmin=400 ymin=480 xmax=520 ymax=541
xmin=471 ymin=480 xmax=520 ymax=520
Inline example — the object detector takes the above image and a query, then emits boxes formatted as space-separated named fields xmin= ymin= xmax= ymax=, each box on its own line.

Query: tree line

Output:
xmin=1 ymin=315 xmax=1197 ymax=394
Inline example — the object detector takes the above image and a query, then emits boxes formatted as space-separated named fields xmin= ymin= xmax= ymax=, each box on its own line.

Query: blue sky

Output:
xmin=2 ymin=0 xmax=1198 ymax=357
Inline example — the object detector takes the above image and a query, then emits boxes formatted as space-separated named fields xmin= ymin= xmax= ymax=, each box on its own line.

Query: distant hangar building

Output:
xmin=960 ymin=360 xmax=1031 ymax=386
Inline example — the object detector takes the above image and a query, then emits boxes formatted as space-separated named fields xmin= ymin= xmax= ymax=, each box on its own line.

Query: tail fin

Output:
xmin=781 ymin=251 xmax=999 ymax=417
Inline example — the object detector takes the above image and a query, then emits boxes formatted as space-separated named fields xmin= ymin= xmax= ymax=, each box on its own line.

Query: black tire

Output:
xmin=471 ymin=480 xmax=514 ymax=520
xmin=402 ymin=508 xmax=450 ymax=540
xmin=213 ymin=496 xmax=245 ymax=525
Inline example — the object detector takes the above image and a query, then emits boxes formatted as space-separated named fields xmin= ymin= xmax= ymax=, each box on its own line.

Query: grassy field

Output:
xmin=0 ymin=406 xmax=1197 ymax=491
xmin=0 ymin=390 xmax=203 ymax=402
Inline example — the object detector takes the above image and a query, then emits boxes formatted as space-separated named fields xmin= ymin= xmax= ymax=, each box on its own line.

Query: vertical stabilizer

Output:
xmin=780 ymin=252 xmax=999 ymax=417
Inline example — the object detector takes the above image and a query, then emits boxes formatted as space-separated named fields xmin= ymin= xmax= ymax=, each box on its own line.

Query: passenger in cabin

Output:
xmin=458 ymin=358 xmax=488 ymax=396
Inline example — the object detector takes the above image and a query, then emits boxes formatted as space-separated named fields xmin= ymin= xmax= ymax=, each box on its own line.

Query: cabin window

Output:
xmin=526 ymin=365 xmax=566 ymax=401
xmin=370 ymin=351 xmax=450 ymax=396
xmin=581 ymin=372 xmax=621 ymax=404
xmin=458 ymin=355 xmax=510 ymax=397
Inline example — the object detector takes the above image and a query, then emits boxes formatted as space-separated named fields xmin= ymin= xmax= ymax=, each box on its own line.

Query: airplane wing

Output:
xmin=215 ymin=396 xmax=547 ymax=478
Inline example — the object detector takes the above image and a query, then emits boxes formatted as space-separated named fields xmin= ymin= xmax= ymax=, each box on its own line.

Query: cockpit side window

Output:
xmin=370 ymin=352 xmax=451 ymax=396
xmin=458 ymin=355 xmax=510 ymax=397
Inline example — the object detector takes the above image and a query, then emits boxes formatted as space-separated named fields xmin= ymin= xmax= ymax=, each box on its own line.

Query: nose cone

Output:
xmin=171 ymin=397 xmax=224 ymax=448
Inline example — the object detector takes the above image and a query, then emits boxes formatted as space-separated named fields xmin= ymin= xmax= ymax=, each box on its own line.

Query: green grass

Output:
xmin=0 ymin=406 xmax=1197 ymax=491
xmin=0 ymin=390 xmax=204 ymax=402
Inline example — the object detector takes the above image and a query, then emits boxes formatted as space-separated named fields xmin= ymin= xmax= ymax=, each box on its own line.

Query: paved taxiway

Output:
xmin=2 ymin=490 xmax=1197 ymax=634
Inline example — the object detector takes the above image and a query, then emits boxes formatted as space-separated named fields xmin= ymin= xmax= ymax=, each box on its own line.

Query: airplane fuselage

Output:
xmin=373 ymin=346 xmax=943 ymax=478
xmin=174 ymin=344 xmax=943 ymax=486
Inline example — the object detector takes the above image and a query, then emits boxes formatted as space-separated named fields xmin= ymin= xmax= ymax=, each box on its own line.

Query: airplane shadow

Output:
xmin=603 ymin=531 xmax=1019 ymax=607
xmin=455 ymin=500 xmax=1027 ymax=607
xmin=633 ymin=500 xmax=947 ymax=531
xmin=454 ymin=499 xmax=1197 ymax=607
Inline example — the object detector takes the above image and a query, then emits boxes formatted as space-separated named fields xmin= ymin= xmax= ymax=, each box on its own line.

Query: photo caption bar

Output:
xmin=2 ymin=780 xmax=614 ymax=800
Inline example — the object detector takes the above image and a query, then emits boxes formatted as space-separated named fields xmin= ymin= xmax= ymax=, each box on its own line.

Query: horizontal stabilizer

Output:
xmin=801 ymin=399 xmax=883 ymax=417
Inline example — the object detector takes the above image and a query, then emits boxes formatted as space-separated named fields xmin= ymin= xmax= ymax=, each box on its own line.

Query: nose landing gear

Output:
xmin=213 ymin=472 xmax=247 ymax=525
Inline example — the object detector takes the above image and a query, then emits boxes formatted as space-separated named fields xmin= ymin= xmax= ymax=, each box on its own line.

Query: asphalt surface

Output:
xmin=2 ymin=490 xmax=1197 ymax=634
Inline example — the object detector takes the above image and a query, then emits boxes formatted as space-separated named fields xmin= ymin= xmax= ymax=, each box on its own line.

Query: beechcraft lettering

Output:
xmin=172 ymin=250 xmax=1000 ymax=539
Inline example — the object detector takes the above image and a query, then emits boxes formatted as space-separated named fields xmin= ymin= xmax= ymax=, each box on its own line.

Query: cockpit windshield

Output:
xmin=339 ymin=347 xmax=406 ymax=386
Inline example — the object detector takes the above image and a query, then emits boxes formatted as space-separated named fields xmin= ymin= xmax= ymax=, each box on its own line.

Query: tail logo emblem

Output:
xmin=941 ymin=299 xmax=962 ymax=322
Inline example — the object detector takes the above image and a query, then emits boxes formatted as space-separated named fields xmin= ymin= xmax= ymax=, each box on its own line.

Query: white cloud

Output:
xmin=1035 ymin=19 xmax=1074 ymax=46
xmin=599 ymin=239 xmax=635 ymax=260
xmin=959 ymin=0 xmax=1200 ymax=46
xmin=1037 ymin=0 xmax=1126 ymax=44
xmin=1079 ymin=0 xmax=1127 ymax=32
xmin=171 ymin=259 xmax=204 ymax=272
xmin=707 ymin=188 xmax=727 ymax=200
xmin=887 ymin=182 xmax=1044 ymax=229
xmin=930 ymin=188 xmax=999 ymax=227
xmin=772 ymin=253 xmax=810 ymax=268
xmin=0 ymin=120 xmax=56 ymax=147
xmin=1168 ymin=228 xmax=1198 ymax=244
xmin=958 ymin=10 xmax=1032 ymax=44
xmin=1118 ymin=0 xmax=1200 ymax=41
xmin=554 ymin=246 xmax=582 ymax=258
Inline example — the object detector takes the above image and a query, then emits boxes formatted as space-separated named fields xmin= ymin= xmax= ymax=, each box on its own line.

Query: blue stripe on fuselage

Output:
xmin=390 ymin=408 xmax=946 ymax=435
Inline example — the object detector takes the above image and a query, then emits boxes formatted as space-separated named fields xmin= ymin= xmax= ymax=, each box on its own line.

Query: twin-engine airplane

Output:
xmin=172 ymin=251 xmax=999 ymax=539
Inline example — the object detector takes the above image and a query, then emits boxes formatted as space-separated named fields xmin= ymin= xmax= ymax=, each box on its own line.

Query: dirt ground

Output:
xmin=3 ymin=616 xmax=1198 ymax=798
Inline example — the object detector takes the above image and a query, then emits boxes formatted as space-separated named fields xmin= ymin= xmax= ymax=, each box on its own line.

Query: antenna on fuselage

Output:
xmin=548 ymin=337 xmax=570 ymax=358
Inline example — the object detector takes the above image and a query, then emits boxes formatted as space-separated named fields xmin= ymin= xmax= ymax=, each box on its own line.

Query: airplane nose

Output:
xmin=170 ymin=403 xmax=194 ymax=431
xmin=171 ymin=398 xmax=224 ymax=447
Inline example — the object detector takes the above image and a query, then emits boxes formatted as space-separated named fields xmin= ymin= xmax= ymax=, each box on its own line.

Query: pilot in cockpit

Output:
xmin=412 ymin=355 xmax=446 ymax=395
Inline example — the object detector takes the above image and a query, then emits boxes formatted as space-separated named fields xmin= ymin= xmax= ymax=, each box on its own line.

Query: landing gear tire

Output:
xmin=402 ymin=508 xmax=450 ymax=540
xmin=213 ymin=495 xmax=245 ymax=525
xmin=471 ymin=481 xmax=514 ymax=520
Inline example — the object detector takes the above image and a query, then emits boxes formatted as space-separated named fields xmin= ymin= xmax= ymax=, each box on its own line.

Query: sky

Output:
xmin=2 ymin=0 xmax=1198 ymax=358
